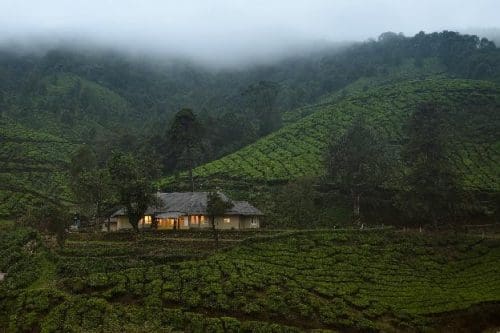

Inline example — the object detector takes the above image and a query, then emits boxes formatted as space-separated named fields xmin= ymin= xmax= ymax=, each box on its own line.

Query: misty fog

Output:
xmin=1 ymin=0 xmax=500 ymax=68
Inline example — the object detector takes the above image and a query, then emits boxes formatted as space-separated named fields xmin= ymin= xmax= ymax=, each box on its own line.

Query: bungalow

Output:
xmin=104 ymin=192 xmax=263 ymax=231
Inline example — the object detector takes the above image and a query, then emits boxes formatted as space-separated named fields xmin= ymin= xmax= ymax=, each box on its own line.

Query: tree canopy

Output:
xmin=107 ymin=152 xmax=159 ymax=232
xmin=206 ymin=191 xmax=233 ymax=246
xmin=401 ymin=102 xmax=472 ymax=226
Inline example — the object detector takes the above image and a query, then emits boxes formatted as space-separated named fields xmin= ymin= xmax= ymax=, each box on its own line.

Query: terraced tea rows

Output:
xmin=0 ymin=118 xmax=76 ymax=216
xmin=56 ymin=237 xmax=227 ymax=278
xmin=172 ymin=78 xmax=500 ymax=191
xmin=2 ymin=226 xmax=499 ymax=332
xmin=54 ymin=230 xmax=500 ymax=331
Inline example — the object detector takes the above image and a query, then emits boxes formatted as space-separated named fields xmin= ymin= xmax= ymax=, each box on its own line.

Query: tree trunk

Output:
xmin=152 ymin=215 xmax=158 ymax=230
xmin=129 ymin=216 xmax=140 ymax=233
xmin=211 ymin=216 xmax=219 ymax=248
xmin=352 ymin=192 xmax=361 ymax=224
xmin=96 ymin=201 xmax=102 ymax=231
xmin=189 ymin=167 xmax=194 ymax=192
xmin=431 ymin=212 xmax=438 ymax=229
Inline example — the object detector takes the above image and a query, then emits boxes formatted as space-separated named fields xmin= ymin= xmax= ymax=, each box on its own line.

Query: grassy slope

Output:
xmin=1 ymin=227 xmax=499 ymax=332
xmin=172 ymin=78 xmax=500 ymax=191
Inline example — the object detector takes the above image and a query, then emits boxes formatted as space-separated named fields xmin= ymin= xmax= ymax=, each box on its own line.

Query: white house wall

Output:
xmin=215 ymin=215 xmax=240 ymax=229
xmin=111 ymin=214 xmax=260 ymax=231
xmin=240 ymin=216 xmax=260 ymax=229
xmin=117 ymin=217 xmax=133 ymax=230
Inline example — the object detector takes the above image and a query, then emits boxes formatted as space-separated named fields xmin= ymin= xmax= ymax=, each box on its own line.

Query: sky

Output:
xmin=1 ymin=0 xmax=499 ymax=67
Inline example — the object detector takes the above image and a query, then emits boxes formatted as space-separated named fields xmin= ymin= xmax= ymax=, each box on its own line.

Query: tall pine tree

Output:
xmin=326 ymin=118 xmax=392 ymax=223
xmin=401 ymin=103 xmax=467 ymax=226
xmin=162 ymin=108 xmax=203 ymax=191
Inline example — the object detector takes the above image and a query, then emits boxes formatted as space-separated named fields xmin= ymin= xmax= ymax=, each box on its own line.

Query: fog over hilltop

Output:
xmin=1 ymin=0 xmax=499 ymax=67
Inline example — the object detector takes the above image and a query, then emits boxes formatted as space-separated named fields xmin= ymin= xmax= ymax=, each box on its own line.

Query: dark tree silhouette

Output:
xmin=162 ymin=108 xmax=203 ymax=191
xmin=326 ymin=119 xmax=392 ymax=223
xmin=108 ymin=152 xmax=158 ymax=232
xmin=206 ymin=191 xmax=233 ymax=247
xmin=401 ymin=102 xmax=469 ymax=226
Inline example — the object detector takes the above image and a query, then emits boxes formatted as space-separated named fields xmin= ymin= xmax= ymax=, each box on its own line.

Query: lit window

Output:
xmin=144 ymin=216 xmax=152 ymax=224
xmin=224 ymin=218 xmax=231 ymax=224
xmin=200 ymin=216 xmax=206 ymax=224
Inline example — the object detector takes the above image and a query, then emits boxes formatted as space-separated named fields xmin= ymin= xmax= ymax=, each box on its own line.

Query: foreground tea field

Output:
xmin=1 ymin=226 xmax=499 ymax=332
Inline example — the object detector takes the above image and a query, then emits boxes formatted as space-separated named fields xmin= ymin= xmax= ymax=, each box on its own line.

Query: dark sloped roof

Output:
xmin=111 ymin=192 xmax=262 ymax=217
xmin=228 ymin=201 xmax=264 ymax=216
xmin=156 ymin=192 xmax=228 ymax=214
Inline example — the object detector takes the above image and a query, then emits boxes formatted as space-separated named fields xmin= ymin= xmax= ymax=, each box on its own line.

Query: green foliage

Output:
xmin=19 ymin=204 xmax=71 ymax=248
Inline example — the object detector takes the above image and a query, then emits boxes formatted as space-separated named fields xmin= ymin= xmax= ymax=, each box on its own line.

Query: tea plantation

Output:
xmin=1 ymin=223 xmax=499 ymax=332
xmin=0 ymin=118 xmax=76 ymax=217
xmin=168 ymin=78 xmax=500 ymax=191
xmin=0 ymin=71 xmax=140 ymax=218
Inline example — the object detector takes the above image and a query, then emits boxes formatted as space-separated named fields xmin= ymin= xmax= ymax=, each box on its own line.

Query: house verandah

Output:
xmin=104 ymin=192 xmax=262 ymax=231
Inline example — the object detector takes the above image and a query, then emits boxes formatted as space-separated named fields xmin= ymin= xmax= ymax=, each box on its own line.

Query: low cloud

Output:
xmin=1 ymin=0 xmax=499 ymax=67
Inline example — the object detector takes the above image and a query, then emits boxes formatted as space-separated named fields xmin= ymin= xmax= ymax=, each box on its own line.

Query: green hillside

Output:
xmin=1 ymin=226 xmax=499 ymax=332
xmin=2 ymin=31 xmax=500 ymax=218
xmin=177 ymin=78 xmax=500 ymax=191
xmin=5 ymin=72 xmax=138 ymax=141
xmin=0 ymin=72 xmax=141 ymax=216
xmin=3 ymin=30 xmax=500 ymax=160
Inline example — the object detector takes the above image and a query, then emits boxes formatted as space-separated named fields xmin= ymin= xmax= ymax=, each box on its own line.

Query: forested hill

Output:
xmin=1 ymin=30 xmax=500 ymax=217
xmin=1 ymin=31 xmax=499 ymax=153
xmin=162 ymin=78 xmax=500 ymax=192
